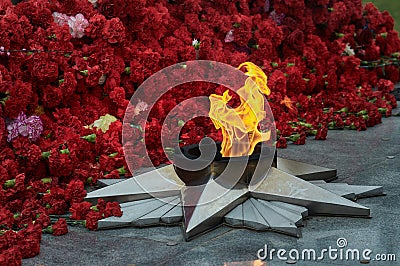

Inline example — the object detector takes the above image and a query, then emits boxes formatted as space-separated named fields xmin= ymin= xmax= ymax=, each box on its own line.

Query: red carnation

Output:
xmin=42 ymin=187 xmax=68 ymax=215
xmin=233 ymin=27 xmax=252 ymax=47
xmin=315 ymin=126 xmax=328 ymax=140
xmin=32 ymin=56 xmax=59 ymax=83
xmin=98 ymin=0 xmax=127 ymax=19
xmin=286 ymin=29 xmax=305 ymax=53
xmin=102 ymin=18 xmax=126 ymax=44
xmin=0 ymin=207 xmax=13 ymax=229
xmin=377 ymin=79 xmax=394 ymax=93
xmin=104 ymin=202 xmax=123 ymax=218
xmin=99 ymin=154 xmax=118 ymax=172
xmin=109 ymin=87 xmax=126 ymax=107
xmin=276 ymin=136 xmax=288 ymax=148
xmin=3 ymin=173 xmax=26 ymax=197
xmin=64 ymin=179 xmax=87 ymax=204
xmin=0 ymin=1 xmax=12 ymax=14
xmin=293 ymin=132 xmax=307 ymax=145
xmin=17 ymin=224 xmax=41 ymax=258
xmin=85 ymin=211 xmax=102 ymax=231
xmin=0 ymin=246 xmax=22 ymax=266
xmin=41 ymin=85 xmax=63 ymax=108
xmin=69 ymin=202 xmax=92 ymax=220
xmin=52 ymin=218 xmax=68 ymax=236
xmin=86 ymin=14 xmax=107 ymax=38
xmin=0 ymin=117 xmax=5 ymax=142
xmin=48 ymin=149 xmax=75 ymax=177
xmin=0 ymin=165 xmax=9 ymax=184
xmin=3 ymin=81 xmax=34 ymax=118
xmin=35 ymin=212 xmax=50 ymax=228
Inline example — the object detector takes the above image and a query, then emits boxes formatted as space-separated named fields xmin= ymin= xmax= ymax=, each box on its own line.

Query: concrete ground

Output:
xmin=24 ymin=104 xmax=400 ymax=266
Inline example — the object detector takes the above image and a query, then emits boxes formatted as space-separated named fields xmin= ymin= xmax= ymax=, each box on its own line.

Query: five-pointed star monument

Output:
xmin=86 ymin=157 xmax=383 ymax=241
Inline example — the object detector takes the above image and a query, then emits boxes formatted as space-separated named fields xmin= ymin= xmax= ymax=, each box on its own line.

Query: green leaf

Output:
xmin=117 ymin=166 xmax=126 ymax=175
xmin=80 ymin=70 xmax=89 ymax=76
xmin=357 ymin=109 xmax=367 ymax=115
xmin=42 ymin=225 xmax=53 ymax=234
xmin=298 ymin=122 xmax=312 ymax=128
xmin=41 ymin=178 xmax=52 ymax=184
xmin=3 ymin=179 xmax=16 ymax=189
xmin=108 ymin=152 xmax=118 ymax=158
xmin=60 ymin=148 xmax=70 ymax=155
xmin=288 ymin=133 xmax=300 ymax=142
xmin=378 ymin=108 xmax=387 ymax=114
xmin=90 ymin=206 xmax=99 ymax=212
xmin=0 ymin=95 xmax=9 ymax=106
xmin=41 ymin=151 xmax=51 ymax=159
xmin=81 ymin=134 xmax=96 ymax=143
xmin=335 ymin=32 xmax=345 ymax=38
xmin=233 ymin=22 xmax=241 ymax=28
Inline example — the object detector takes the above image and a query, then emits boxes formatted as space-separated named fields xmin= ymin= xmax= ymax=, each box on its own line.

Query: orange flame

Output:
xmin=209 ymin=62 xmax=271 ymax=157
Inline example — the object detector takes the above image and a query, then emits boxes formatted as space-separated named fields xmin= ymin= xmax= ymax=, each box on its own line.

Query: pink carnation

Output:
xmin=53 ymin=12 xmax=89 ymax=38
xmin=68 ymin=13 xmax=89 ymax=38
xmin=53 ymin=12 xmax=69 ymax=26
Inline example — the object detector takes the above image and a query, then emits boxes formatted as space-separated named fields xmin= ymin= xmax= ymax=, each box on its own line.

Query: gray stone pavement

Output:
xmin=24 ymin=105 xmax=400 ymax=266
